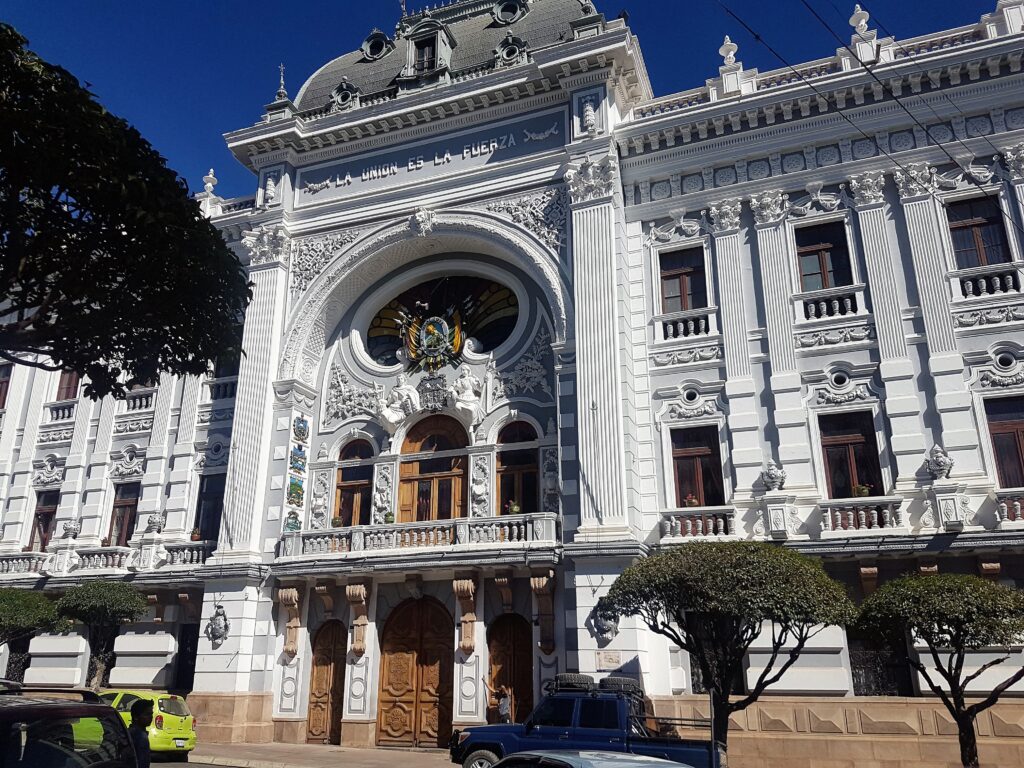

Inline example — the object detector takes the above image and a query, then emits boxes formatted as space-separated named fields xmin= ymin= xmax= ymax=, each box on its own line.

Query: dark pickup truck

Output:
xmin=450 ymin=675 xmax=717 ymax=768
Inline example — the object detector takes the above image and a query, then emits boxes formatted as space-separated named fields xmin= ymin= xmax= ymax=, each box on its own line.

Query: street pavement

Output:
xmin=161 ymin=743 xmax=451 ymax=768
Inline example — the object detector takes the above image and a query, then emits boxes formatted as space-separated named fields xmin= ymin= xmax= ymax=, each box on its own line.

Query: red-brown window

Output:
xmin=819 ymin=411 xmax=884 ymax=499
xmin=659 ymin=248 xmax=707 ymax=313
xmin=946 ymin=197 xmax=1011 ymax=269
xmin=670 ymin=425 xmax=724 ymax=507
xmin=336 ymin=440 xmax=374 ymax=526
xmin=796 ymin=222 xmax=853 ymax=292
xmin=56 ymin=370 xmax=79 ymax=401
xmin=194 ymin=473 xmax=226 ymax=542
xmin=108 ymin=483 xmax=141 ymax=547
xmin=0 ymin=365 xmax=11 ymax=410
xmin=30 ymin=491 xmax=59 ymax=552
xmin=496 ymin=421 xmax=538 ymax=514
xmin=414 ymin=37 xmax=436 ymax=72
xmin=986 ymin=397 xmax=1024 ymax=488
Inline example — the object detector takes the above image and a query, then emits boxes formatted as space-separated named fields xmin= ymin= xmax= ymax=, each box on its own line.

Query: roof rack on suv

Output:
xmin=0 ymin=682 xmax=101 ymax=704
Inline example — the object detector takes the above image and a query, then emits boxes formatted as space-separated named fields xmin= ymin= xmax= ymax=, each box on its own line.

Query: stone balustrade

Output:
xmin=205 ymin=376 xmax=238 ymax=401
xmin=954 ymin=263 xmax=1022 ymax=300
xmin=75 ymin=546 xmax=134 ymax=572
xmin=820 ymin=496 xmax=904 ymax=536
xmin=0 ymin=552 xmax=48 ymax=575
xmin=996 ymin=489 xmax=1024 ymax=529
xmin=659 ymin=506 xmax=736 ymax=541
xmin=124 ymin=388 xmax=155 ymax=412
xmin=279 ymin=513 xmax=558 ymax=561
xmin=46 ymin=399 xmax=76 ymax=422
xmin=655 ymin=307 xmax=718 ymax=342
xmin=166 ymin=541 xmax=214 ymax=567
xmin=794 ymin=284 xmax=867 ymax=323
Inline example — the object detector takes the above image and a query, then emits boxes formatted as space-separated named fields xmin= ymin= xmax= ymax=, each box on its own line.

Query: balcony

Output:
xmin=277 ymin=513 xmax=558 ymax=569
xmin=995 ymin=489 xmax=1024 ymax=530
xmin=45 ymin=399 xmax=76 ymax=423
xmin=793 ymin=284 xmax=868 ymax=324
xmin=165 ymin=541 xmax=214 ymax=567
xmin=820 ymin=496 xmax=905 ymax=538
xmin=653 ymin=306 xmax=719 ymax=343
xmin=205 ymin=376 xmax=238 ymax=402
xmin=0 ymin=552 xmax=48 ymax=576
xmin=124 ymin=387 xmax=156 ymax=412
xmin=951 ymin=263 xmax=1023 ymax=303
xmin=659 ymin=506 xmax=736 ymax=542
xmin=74 ymin=546 xmax=134 ymax=572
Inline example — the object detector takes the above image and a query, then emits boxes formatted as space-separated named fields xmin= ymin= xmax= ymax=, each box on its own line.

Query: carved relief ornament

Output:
xmin=453 ymin=576 xmax=477 ymax=655
xmin=565 ymin=155 xmax=617 ymax=203
xmin=32 ymin=455 xmax=65 ymax=487
xmin=708 ymin=199 xmax=742 ymax=233
xmin=847 ymin=170 xmax=887 ymax=207
xmin=1003 ymin=142 xmax=1024 ymax=181
xmin=110 ymin=444 xmax=145 ymax=479
xmin=346 ymin=581 xmax=370 ymax=656
xmin=750 ymin=190 xmax=789 ymax=225
xmin=530 ymin=568 xmax=556 ymax=655
xmin=323 ymin=364 xmax=377 ymax=427
xmin=242 ymin=224 xmax=290 ymax=266
xmin=291 ymin=230 xmax=359 ymax=295
xmin=277 ymin=587 xmax=302 ymax=659
xmin=485 ymin=188 xmax=567 ymax=253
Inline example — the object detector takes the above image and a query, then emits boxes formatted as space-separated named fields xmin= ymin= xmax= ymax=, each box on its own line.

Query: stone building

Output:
xmin=2 ymin=0 xmax=1024 ymax=758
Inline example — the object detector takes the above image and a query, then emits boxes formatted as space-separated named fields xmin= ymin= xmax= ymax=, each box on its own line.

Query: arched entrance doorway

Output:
xmin=487 ymin=614 xmax=533 ymax=723
xmin=377 ymin=598 xmax=454 ymax=747
xmin=399 ymin=416 xmax=468 ymax=523
xmin=307 ymin=620 xmax=347 ymax=744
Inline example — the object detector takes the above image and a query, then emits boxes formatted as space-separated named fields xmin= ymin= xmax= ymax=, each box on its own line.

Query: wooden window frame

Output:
xmin=946 ymin=197 xmax=1012 ymax=268
xmin=414 ymin=36 xmax=437 ymax=73
xmin=495 ymin=450 xmax=539 ymax=515
xmin=670 ymin=426 xmax=724 ymax=507
xmin=56 ymin=370 xmax=80 ymax=401
xmin=30 ymin=491 xmax=59 ymax=552
xmin=193 ymin=473 xmax=226 ymax=542
xmin=399 ymin=416 xmax=468 ymax=523
xmin=108 ymin=483 xmax=141 ymax=547
xmin=0 ymin=364 xmax=11 ymax=410
xmin=795 ymin=223 xmax=853 ymax=292
xmin=819 ymin=412 xmax=883 ymax=499
xmin=988 ymin=414 xmax=1024 ymax=489
xmin=658 ymin=248 xmax=707 ymax=314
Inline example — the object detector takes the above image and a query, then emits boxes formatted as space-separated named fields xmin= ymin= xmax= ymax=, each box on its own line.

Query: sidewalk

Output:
xmin=191 ymin=742 xmax=450 ymax=768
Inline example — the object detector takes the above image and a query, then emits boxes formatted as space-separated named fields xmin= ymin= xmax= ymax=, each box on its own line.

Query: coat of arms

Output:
xmin=402 ymin=310 xmax=464 ymax=372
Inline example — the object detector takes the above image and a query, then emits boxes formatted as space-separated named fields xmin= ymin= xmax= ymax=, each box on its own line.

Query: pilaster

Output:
xmin=136 ymin=373 xmax=178 ymax=533
xmin=164 ymin=375 xmax=204 ymax=534
xmin=0 ymin=365 xmax=34 ymax=552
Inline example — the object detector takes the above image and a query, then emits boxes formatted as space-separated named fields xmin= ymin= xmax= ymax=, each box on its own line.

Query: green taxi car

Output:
xmin=99 ymin=689 xmax=196 ymax=758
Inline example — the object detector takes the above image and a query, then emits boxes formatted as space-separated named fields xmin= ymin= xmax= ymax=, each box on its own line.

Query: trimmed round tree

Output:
xmin=0 ymin=588 xmax=62 ymax=647
xmin=859 ymin=573 xmax=1024 ymax=768
xmin=56 ymin=581 xmax=147 ymax=690
xmin=598 ymin=541 xmax=855 ymax=763
xmin=0 ymin=23 xmax=250 ymax=399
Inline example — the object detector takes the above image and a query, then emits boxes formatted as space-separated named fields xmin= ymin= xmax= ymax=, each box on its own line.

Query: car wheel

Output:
xmin=463 ymin=749 xmax=499 ymax=768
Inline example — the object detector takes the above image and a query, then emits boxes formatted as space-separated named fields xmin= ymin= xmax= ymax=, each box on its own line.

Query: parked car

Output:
xmin=492 ymin=751 xmax=694 ymax=768
xmin=0 ymin=680 xmax=137 ymax=767
xmin=450 ymin=675 xmax=717 ymax=768
xmin=99 ymin=689 xmax=196 ymax=758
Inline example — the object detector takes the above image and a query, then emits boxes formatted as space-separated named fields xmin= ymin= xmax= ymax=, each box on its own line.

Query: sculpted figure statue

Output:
xmin=450 ymin=365 xmax=483 ymax=426
xmin=378 ymin=374 xmax=420 ymax=433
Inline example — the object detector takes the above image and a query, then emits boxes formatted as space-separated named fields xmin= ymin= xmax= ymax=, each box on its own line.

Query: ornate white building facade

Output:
xmin=3 ymin=0 xmax=1024 ymax=749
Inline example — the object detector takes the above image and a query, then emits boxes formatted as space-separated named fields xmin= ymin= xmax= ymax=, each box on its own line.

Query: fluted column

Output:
xmin=1004 ymin=143 xmax=1024 ymax=236
xmin=709 ymin=200 xmax=765 ymax=500
xmin=0 ymin=366 xmax=36 ymax=551
xmin=78 ymin=396 xmax=117 ymax=545
xmin=848 ymin=171 xmax=926 ymax=488
xmin=213 ymin=233 xmax=290 ymax=561
xmin=750 ymin=191 xmax=816 ymax=490
xmin=164 ymin=375 xmax=203 ymax=535
xmin=567 ymin=155 xmax=628 ymax=536
xmin=895 ymin=164 xmax=984 ymax=476
xmin=135 ymin=373 xmax=178 ymax=532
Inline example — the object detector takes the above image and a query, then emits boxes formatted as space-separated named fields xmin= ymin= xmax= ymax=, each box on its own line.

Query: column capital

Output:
xmin=749 ymin=189 xmax=789 ymax=226
xmin=242 ymin=223 xmax=291 ymax=268
xmin=1002 ymin=141 xmax=1024 ymax=182
xmin=893 ymin=162 xmax=940 ymax=201
xmin=846 ymin=169 xmax=887 ymax=208
xmin=565 ymin=154 xmax=617 ymax=205
xmin=708 ymin=198 xmax=743 ymax=234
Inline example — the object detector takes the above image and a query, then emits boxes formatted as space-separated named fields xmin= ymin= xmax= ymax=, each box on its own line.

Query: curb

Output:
xmin=193 ymin=758 xmax=307 ymax=768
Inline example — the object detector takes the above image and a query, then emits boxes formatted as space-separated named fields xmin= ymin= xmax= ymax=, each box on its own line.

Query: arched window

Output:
xmin=496 ymin=421 xmax=538 ymax=515
xmin=336 ymin=440 xmax=374 ymax=526
xmin=399 ymin=416 xmax=468 ymax=522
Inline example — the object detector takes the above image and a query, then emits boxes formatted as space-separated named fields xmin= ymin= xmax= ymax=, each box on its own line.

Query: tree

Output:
xmin=598 ymin=541 xmax=856 ymax=764
xmin=56 ymin=581 xmax=147 ymax=690
xmin=0 ymin=588 xmax=62 ymax=647
xmin=0 ymin=24 xmax=250 ymax=399
xmin=858 ymin=573 xmax=1024 ymax=768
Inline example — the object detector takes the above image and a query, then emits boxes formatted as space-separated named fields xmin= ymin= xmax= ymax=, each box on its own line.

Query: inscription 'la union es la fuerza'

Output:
xmin=303 ymin=122 xmax=560 ymax=195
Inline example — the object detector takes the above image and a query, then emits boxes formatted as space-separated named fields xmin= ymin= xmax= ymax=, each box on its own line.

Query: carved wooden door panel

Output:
xmin=307 ymin=620 xmax=347 ymax=744
xmin=377 ymin=598 xmax=454 ymax=747
xmin=487 ymin=614 xmax=534 ymax=723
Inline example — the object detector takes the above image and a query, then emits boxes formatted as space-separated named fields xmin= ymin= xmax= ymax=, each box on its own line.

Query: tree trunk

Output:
xmin=710 ymin=690 xmax=731 ymax=767
xmin=957 ymin=714 xmax=979 ymax=768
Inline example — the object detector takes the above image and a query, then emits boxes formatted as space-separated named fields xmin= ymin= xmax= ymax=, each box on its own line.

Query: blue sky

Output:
xmin=5 ymin=0 xmax=990 ymax=199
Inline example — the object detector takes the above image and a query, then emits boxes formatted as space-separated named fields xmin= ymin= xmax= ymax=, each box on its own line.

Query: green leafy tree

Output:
xmin=0 ymin=23 xmax=250 ymax=399
xmin=0 ymin=588 xmax=63 ymax=647
xmin=859 ymin=573 xmax=1024 ymax=768
xmin=598 ymin=541 xmax=856 ymax=763
xmin=56 ymin=581 xmax=147 ymax=690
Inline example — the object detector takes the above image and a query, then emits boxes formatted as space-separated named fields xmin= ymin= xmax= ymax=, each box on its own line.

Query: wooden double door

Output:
xmin=307 ymin=620 xmax=347 ymax=744
xmin=376 ymin=598 xmax=454 ymax=747
xmin=487 ymin=614 xmax=534 ymax=723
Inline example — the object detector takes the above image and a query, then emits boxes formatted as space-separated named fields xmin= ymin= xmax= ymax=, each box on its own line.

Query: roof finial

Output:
xmin=203 ymin=169 xmax=217 ymax=195
xmin=850 ymin=4 xmax=870 ymax=35
xmin=276 ymin=63 xmax=288 ymax=100
xmin=719 ymin=35 xmax=738 ymax=66
xmin=399 ymin=0 xmax=407 ymax=16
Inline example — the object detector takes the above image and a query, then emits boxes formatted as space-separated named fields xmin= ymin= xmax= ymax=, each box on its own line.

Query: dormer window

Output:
xmin=495 ymin=33 xmax=527 ymax=66
xmin=399 ymin=16 xmax=456 ymax=85
xmin=492 ymin=0 xmax=528 ymax=25
xmin=361 ymin=29 xmax=394 ymax=61
xmin=414 ymin=37 xmax=437 ymax=73
xmin=330 ymin=80 xmax=361 ymax=112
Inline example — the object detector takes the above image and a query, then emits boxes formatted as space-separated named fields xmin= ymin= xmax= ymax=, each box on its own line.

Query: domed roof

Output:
xmin=294 ymin=0 xmax=596 ymax=111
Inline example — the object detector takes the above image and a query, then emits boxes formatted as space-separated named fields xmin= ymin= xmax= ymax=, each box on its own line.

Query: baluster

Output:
xmin=963 ymin=279 xmax=975 ymax=297
xmin=1013 ymin=500 xmax=1022 ymax=522
xmin=869 ymin=507 xmax=878 ymax=528
xmin=806 ymin=301 xmax=817 ymax=319
xmin=843 ymin=295 xmax=853 ymax=314
xmin=683 ymin=518 xmax=692 ymax=537
xmin=821 ymin=508 xmax=832 ymax=531
xmin=818 ymin=300 xmax=828 ymax=317
xmin=830 ymin=298 xmax=840 ymax=316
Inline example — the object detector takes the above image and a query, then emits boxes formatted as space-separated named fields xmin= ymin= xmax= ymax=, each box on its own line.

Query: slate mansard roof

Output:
xmin=294 ymin=0 xmax=595 ymax=111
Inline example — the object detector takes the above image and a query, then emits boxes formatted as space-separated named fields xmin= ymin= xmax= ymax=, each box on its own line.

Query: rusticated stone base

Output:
xmin=340 ymin=719 xmax=376 ymax=748
xmin=187 ymin=692 xmax=272 ymax=744
xmin=273 ymin=718 xmax=307 ymax=744
xmin=650 ymin=695 xmax=1024 ymax=768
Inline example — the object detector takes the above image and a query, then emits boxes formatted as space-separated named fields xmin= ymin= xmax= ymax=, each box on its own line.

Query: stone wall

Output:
xmin=651 ymin=695 xmax=1024 ymax=768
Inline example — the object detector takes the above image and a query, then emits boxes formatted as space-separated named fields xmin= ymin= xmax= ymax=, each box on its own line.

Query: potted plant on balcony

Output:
xmin=384 ymin=510 xmax=395 ymax=524
xmin=852 ymin=483 xmax=872 ymax=497
xmin=330 ymin=516 xmax=343 ymax=528
xmin=100 ymin=537 xmax=110 ymax=548
xmin=503 ymin=499 xmax=521 ymax=515
xmin=190 ymin=527 xmax=201 ymax=542
xmin=684 ymin=493 xmax=701 ymax=508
